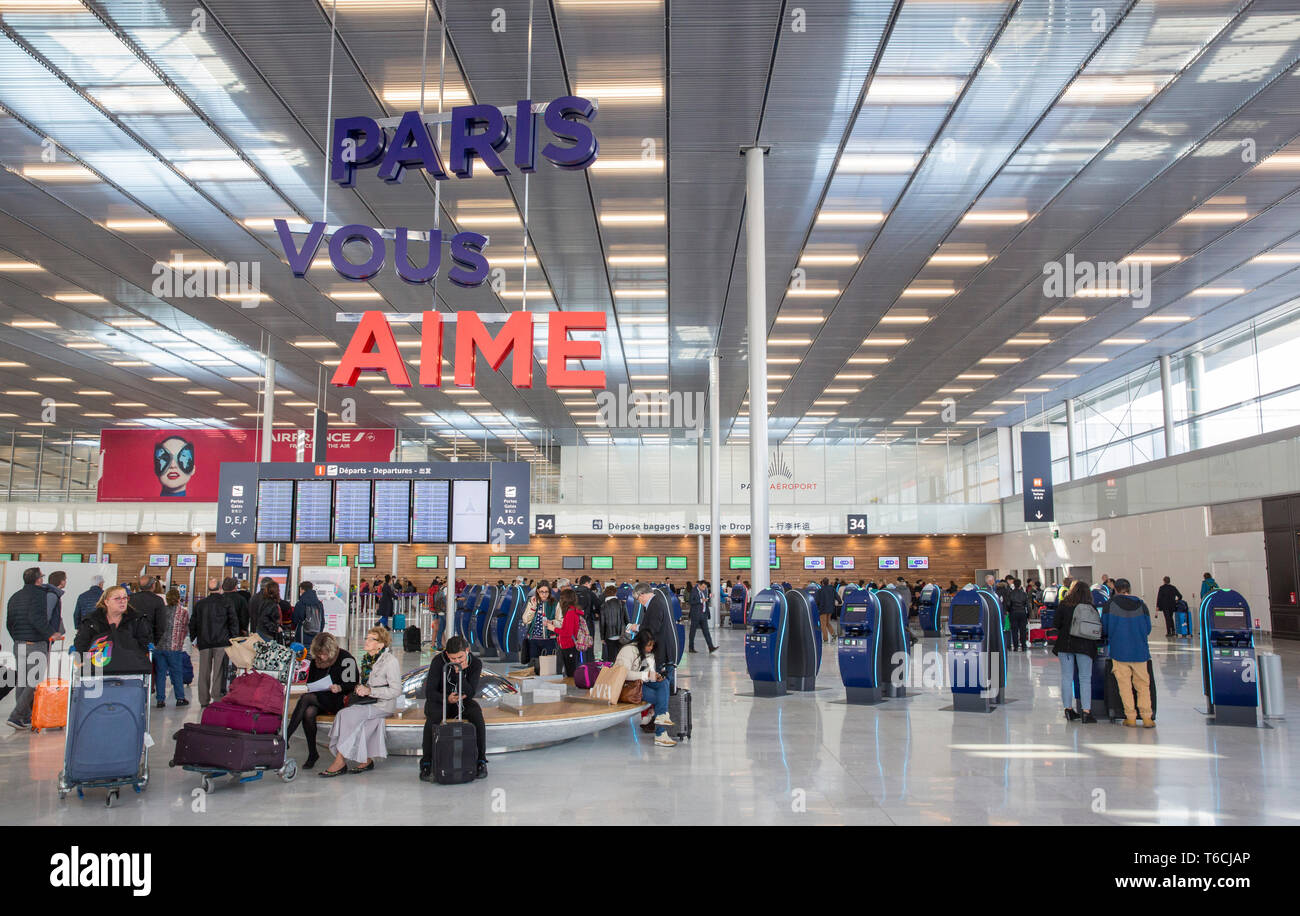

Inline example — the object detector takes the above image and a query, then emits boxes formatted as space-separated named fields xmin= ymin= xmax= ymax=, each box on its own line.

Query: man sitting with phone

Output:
xmin=419 ymin=636 xmax=488 ymax=782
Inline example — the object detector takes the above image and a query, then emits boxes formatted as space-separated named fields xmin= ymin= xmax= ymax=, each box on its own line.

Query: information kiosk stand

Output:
xmin=948 ymin=586 xmax=1006 ymax=712
xmin=728 ymin=583 xmax=749 ymax=627
xmin=783 ymin=587 xmax=820 ymax=692
xmin=839 ymin=589 xmax=885 ymax=704
xmin=918 ymin=583 xmax=942 ymax=637
xmin=745 ymin=588 xmax=789 ymax=697
xmin=1200 ymin=589 xmax=1259 ymax=727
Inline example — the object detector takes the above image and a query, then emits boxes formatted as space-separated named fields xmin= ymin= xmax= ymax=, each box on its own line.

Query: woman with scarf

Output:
xmin=520 ymin=580 xmax=559 ymax=670
xmin=319 ymin=627 xmax=401 ymax=777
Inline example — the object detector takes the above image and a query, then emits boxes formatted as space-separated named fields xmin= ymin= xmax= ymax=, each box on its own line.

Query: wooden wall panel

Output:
xmin=0 ymin=532 xmax=986 ymax=591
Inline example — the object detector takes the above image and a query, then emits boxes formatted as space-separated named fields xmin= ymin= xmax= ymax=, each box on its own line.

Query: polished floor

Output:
xmin=2 ymin=625 xmax=1296 ymax=825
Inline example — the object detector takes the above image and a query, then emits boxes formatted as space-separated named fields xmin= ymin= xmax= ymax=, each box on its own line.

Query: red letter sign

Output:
xmin=454 ymin=311 xmax=534 ymax=387
xmin=331 ymin=310 xmax=410 ymax=387
xmin=418 ymin=311 xmax=443 ymax=387
xmin=547 ymin=311 xmax=606 ymax=389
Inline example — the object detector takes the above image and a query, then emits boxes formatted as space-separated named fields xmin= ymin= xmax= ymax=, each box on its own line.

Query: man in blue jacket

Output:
xmin=1102 ymin=578 xmax=1154 ymax=728
xmin=6 ymin=568 xmax=57 ymax=729
xmin=73 ymin=576 xmax=104 ymax=629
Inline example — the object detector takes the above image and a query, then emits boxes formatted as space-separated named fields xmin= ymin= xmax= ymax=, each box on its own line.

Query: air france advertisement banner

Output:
xmin=97 ymin=428 xmax=396 ymax=502
xmin=1020 ymin=430 xmax=1054 ymax=523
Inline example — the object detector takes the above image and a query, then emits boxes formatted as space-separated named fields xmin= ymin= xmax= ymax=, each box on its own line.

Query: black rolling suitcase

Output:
xmin=171 ymin=723 xmax=285 ymax=770
xmin=666 ymin=685 xmax=692 ymax=740
xmin=1104 ymin=658 xmax=1157 ymax=723
xmin=432 ymin=666 xmax=478 ymax=784
xmin=404 ymin=626 xmax=422 ymax=652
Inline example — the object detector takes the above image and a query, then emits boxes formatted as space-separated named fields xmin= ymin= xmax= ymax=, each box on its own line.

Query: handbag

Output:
xmin=225 ymin=634 xmax=262 ymax=669
xmin=590 ymin=664 xmax=628 ymax=706
xmin=345 ymin=694 xmax=378 ymax=706
xmin=618 ymin=679 xmax=643 ymax=704
xmin=252 ymin=638 xmax=294 ymax=673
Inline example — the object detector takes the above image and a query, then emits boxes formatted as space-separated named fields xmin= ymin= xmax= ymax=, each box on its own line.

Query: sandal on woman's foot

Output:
xmin=319 ymin=764 xmax=348 ymax=778
xmin=349 ymin=760 xmax=375 ymax=774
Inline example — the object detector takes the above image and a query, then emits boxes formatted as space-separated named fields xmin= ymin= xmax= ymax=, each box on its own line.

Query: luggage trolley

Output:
xmin=57 ymin=655 xmax=153 ymax=808
xmin=171 ymin=650 xmax=298 ymax=793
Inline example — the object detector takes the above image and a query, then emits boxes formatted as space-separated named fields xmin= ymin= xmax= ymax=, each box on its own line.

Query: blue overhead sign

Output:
xmin=1020 ymin=431 xmax=1054 ymax=523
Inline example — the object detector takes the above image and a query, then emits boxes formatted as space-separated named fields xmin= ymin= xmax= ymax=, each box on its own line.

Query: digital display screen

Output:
xmin=17 ymin=553 xmax=38 ymax=562
xmin=416 ymin=555 xmax=438 ymax=569
xmin=489 ymin=555 xmax=512 ymax=569
xmin=517 ymin=555 xmax=540 ymax=569
xmin=358 ymin=543 xmax=375 ymax=565
xmin=255 ymin=480 xmax=294 ymax=542
xmin=769 ymin=538 xmax=777 ymax=566
xmin=454 ymin=556 xmax=467 ymax=569
xmin=750 ymin=601 xmax=775 ymax=624
xmin=61 ymin=553 xmax=83 ymax=563
xmin=771 ymin=558 xmax=780 ymax=570
xmin=148 ymin=554 xmax=170 ymax=567
xmin=878 ymin=556 xmax=900 ymax=570
xmin=293 ymin=480 xmax=333 ymax=543
xmin=1214 ymin=609 xmax=1247 ymax=619
xmin=259 ymin=566 xmax=289 ymax=598
xmin=562 ymin=556 xmax=585 ymax=570
xmin=326 ymin=555 xmax=348 ymax=567
xmin=372 ymin=480 xmax=411 ymax=543
xmin=591 ymin=556 xmax=613 ymax=569
xmin=412 ymin=479 xmax=451 ymax=543
xmin=951 ymin=602 xmax=981 ymax=628
xmin=333 ymin=479 xmax=371 ymax=543
xmin=841 ymin=599 xmax=871 ymax=626
xmin=636 ymin=556 xmax=658 ymax=570
xmin=805 ymin=557 xmax=825 ymax=570
xmin=176 ymin=554 xmax=198 ymax=568
xmin=907 ymin=556 xmax=929 ymax=570
xmin=833 ymin=556 xmax=854 ymax=570
xmin=451 ymin=479 xmax=490 ymax=544
xmin=730 ymin=556 xmax=752 ymax=569
xmin=665 ymin=556 xmax=687 ymax=570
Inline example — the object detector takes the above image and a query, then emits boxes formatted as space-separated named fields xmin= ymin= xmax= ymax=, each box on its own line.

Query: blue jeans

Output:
xmin=1059 ymin=652 xmax=1091 ymax=711
xmin=641 ymin=679 xmax=670 ymax=735
xmin=155 ymin=650 xmax=187 ymax=703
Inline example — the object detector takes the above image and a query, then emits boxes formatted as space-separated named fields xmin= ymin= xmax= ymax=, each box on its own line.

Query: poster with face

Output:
xmin=153 ymin=436 xmax=196 ymax=497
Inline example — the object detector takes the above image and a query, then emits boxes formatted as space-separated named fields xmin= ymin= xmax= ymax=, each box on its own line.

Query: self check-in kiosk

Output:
xmin=456 ymin=584 xmax=481 ymax=640
xmin=918 ymin=583 xmax=942 ymax=637
xmin=498 ymin=584 xmax=529 ymax=662
xmin=745 ymin=588 xmax=789 ymax=697
xmin=782 ymin=586 xmax=821 ymax=691
xmin=839 ymin=589 xmax=889 ymax=704
xmin=729 ymin=583 xmax=749 ymax=627
xmin=471 ymin=584 xmax=499 ymax=652
xmin=948 ymin=586 xmax=1007 ymax=712
xmin=1200 ymin=589 xmax=1259 ymax=727
xmin=877 ymin=587 xmax=910 ymax=698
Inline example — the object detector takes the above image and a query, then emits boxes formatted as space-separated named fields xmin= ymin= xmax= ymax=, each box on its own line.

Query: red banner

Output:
xmin=96 ymin=428 xmax=395 ymax=502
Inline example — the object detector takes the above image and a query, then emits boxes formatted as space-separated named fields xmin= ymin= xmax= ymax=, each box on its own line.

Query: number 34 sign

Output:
xmin=535 ymin=514 xmax=556 ymax=535
xmin=847 ymin=514 xmax=868 ymax=535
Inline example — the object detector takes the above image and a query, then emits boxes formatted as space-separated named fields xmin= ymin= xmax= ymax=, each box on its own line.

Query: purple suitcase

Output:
xmin=200 ymin=699 xmax=281 ymax=734
xmin=171 ymin=723 xmax=285 ymax=770
xmin=574 ymin=660 xmax=612 ymax=689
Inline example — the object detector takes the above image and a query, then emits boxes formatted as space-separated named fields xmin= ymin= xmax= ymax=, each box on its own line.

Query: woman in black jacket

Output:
xmin=73 ymin=586 xmax=154 ymax=676
xmin=1053 ymin=581 xmax=1100 ymax=723
xmin=286 ymin=632 xmax=358 ymax=769
xmin=253 ymin=581 xmax=286 ymax=642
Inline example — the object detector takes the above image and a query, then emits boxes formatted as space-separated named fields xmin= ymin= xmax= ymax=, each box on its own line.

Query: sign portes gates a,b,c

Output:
xmin=1020 ymin=430 xmax=1054 ymax=523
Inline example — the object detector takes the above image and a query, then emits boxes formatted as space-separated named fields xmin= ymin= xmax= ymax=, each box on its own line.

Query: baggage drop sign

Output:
xmin=1020 ymin=431 xmax=1054 ymax=523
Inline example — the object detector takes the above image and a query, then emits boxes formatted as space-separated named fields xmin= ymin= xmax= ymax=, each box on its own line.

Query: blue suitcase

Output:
xmin=394 ymin=612 xmax=407 ymax=631
xmin=59 ymin=674 xmax=151 ymax=805
xmin=1174 ymin=608 xmax=1191 ymax=637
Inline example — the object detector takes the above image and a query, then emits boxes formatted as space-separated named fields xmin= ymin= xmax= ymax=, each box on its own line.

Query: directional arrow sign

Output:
xmin=1020 ymin=431 xmax=1054 ymax=523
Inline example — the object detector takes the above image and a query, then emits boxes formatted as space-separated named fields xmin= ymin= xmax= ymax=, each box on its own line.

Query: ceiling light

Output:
xmin=293 ymin=340 xmax=339 ymax=347
xmin=216 ymin=292 xmax=271 ymax=302
xmin=32 ymin=376 xmax=71 ymax=382
xmin=1014 ymin=387 xmax=1050 ymax=393
xmin=848 ymin=356 xmax=890 ymax=363
xmin=979 ymin=357 xmax=1018 ymax=364
xmin=103 ymin=218 xmax=169 ymax=232
xmin=113 ymin=402 xmax=147 ymax=407
xmin=1036 ymin=314 xmax=1088 ymax=323
xmin=1141 ymin=315 xmax=1192 ymax=323
xmin=866 ymin=76 xmax=963 ymax=104
xmin=21 ymin=165 xmax=97 ymax=181
xmin=380 ymin=87 xmax=471 ymax=105
xmin=1061 ymin=76 xmax=1165 ymax=104
xmin=972 ymin=410 xmax=1004 ymax=416
xmin=1005 ymin=337 xmax=1050 ymax=346
xmin=1075 ymin=287 xmax=1130 ymax=297
xmin=823 ymin=387 xmax=860 ymax=394
xmin=76 ymin=390 xmax=112 ymax=396
xmin=590 ymin=158 xmax=664 ymax=172
xmin=929 ymin=253 xmax=989 ymax=264
xmin=66 ymin=342 xmax=107 ymax=350
xmin=1190 ymin=286 xmax=1247 ymax=295
xmin=815 ymin=211 xmax=885 ymax=225
xmin=149 ymin=376 xmax=186 ymax=382
xmin=937 ymin=387 xmax=974 ymax=393
xmin=180 ymin=161 xmax=259 ymax=181
xmin=620 ymin=315 xmax=667 ymax=325
xmin=879 ymin=315 xmax=931 ymax=324
xmin=243 ymin=217 xmax=310 ymax=231
xmin=1102 ymin=338 xmax=1146 ymax=345
xmin=957 ymin=373 xmax=995 ymax=380
xmin=486 ymin=255 xmax=540 ymax=267
xmin=215 ymin=401 xmax=246 ymax=407
xmin=574 ymin=82 xmax=663 ymax=102
xmin=10 ymin=320 xmax=57 ymax=328
xmin=608 ymin=254 xmax=666 ymax=265
xmin=599 ymin=212 xmax=665 ymax=225
xmin=614 ymin=289 xmax=666 ymax=299
xmin=1068 ymin=356 xmax=1108 ymax=364
xmin=835 ymin=373 xmax=874 ymax=380
xmin=107 ymin=319 xmax=155 ymax=328
xmin=184 ymin=389 xmax=220 ymax=396
xmin=3 ymin=390 xmax=38 ymax=396
xmin=83 ymin=412 xmax=113 ymax=417
xmin=905 ymin=410 xmax=937 ymax=416
xmin=111 ymin=361 xmax=148 ymax=367
xmin=861 ymin=337 xmax=909 ymax=346
xmin=961 ymin=210 xmax=1028 ymax=224
xmin=787 ymin=287 xmax=840 ymax=297
xmin=838 ymin=153 xmax=919 ymax=173
xmin=775 ymin=315 xmax=825 ymax=324
xmin=900 ymin=287 xmax=955 ymax=297
xmin=1178 ymin=210 xmax=1248 ymax=223
xmin=768 ymin=337 xmax=812 ymax=345
xmin=454 ymin=213 xmax=521 ymax=227
xmin=327 ymin=290 xmax=383 ymax=300
xmin=1122 ymin=252 xmax=1181 ymax=264
xmin=992 ymin=399 xmax=1024 ymax=405
xmin=799 ymin=253 xmax=860 ymax=266
xmin=1039 ymin=373 xmax=1078 ymax=380
xmin=0 ymin=260 xmax=42 ymax=271
xmin=0 ymin=361 xmax=27 ymax=367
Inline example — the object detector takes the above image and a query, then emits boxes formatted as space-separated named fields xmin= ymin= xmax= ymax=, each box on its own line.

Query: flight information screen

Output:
xmin=255 ymin=480 xmax=294 ymax=542
xmin=412 ymin=479 xmax=452 ymax=543
xmin=372 ymin=480 xmax=411 ymax=542
xmin=293 ymin=480 xmax=333 ymax=543
xmin=333 ymin=480 xmax=371 ymax=543
xmin=451 ymin=479 xmax=489 ymax=543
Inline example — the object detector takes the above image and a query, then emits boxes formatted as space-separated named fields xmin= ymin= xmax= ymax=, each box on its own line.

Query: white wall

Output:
xmin=1 ymin=561 xmax=119 ymax=642
xmin=986 ymin=505 xmax=1270 ymax=631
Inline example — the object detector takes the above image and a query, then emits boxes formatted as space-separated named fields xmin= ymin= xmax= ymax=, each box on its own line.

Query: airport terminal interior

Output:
xmin=1 ymin=0 xmax=1299 ymax=832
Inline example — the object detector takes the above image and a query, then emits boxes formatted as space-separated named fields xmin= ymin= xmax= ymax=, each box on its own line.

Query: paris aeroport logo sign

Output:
xmin=277 ymin=97 xmax=608 ymax=390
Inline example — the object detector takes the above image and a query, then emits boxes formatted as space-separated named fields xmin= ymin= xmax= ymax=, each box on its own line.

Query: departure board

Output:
xmin=412 ymin=479 xmax=451 ymax=543
xmin=255 ymin=479 xmax=294 ymax=542
xmin=293 ymin=480 xmax=333 ymax=543
xmin=333 ymin=479 xmax=371 ymax=543
xmin=372 ymin=480 xmax=411 ymax=542
xmin=451 ymin=478 xmax=490 ymax=543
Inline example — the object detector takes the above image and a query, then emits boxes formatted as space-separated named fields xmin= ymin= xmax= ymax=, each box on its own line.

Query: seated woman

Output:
xmin=615 ymin=628 xmax=677 ymax=749
xmin=73 ymin=585 xmax=154 ymax=676
xmin=320 ymin=627 xmax=401 ymax=777
xmin=287 ymin=633 xmax=358 ymax=769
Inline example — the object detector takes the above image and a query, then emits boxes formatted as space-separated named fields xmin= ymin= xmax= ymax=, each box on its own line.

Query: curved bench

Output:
xmin=315 ymin=698 xmax=649 ymax=755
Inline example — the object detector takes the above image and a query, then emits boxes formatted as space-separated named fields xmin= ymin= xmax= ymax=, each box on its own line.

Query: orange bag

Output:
xmin=31 ymin=679 xmax=70 ymax=732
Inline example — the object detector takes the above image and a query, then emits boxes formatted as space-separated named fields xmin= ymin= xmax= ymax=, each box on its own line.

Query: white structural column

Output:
xmin=744 ymin=146 xmax=770 ymax=594
xmin=1187 ymin=351 xmax=1204 ymax=451
xmin=1159 ymin=354 xmax=1175 ymax=458
xmin=1064 ymin=398 xmax=1078 ymax=481
xmin=709 ymin=352 xmax=722 ymax=627
xmin=258 ymin=356 xmax=275 ymax=565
